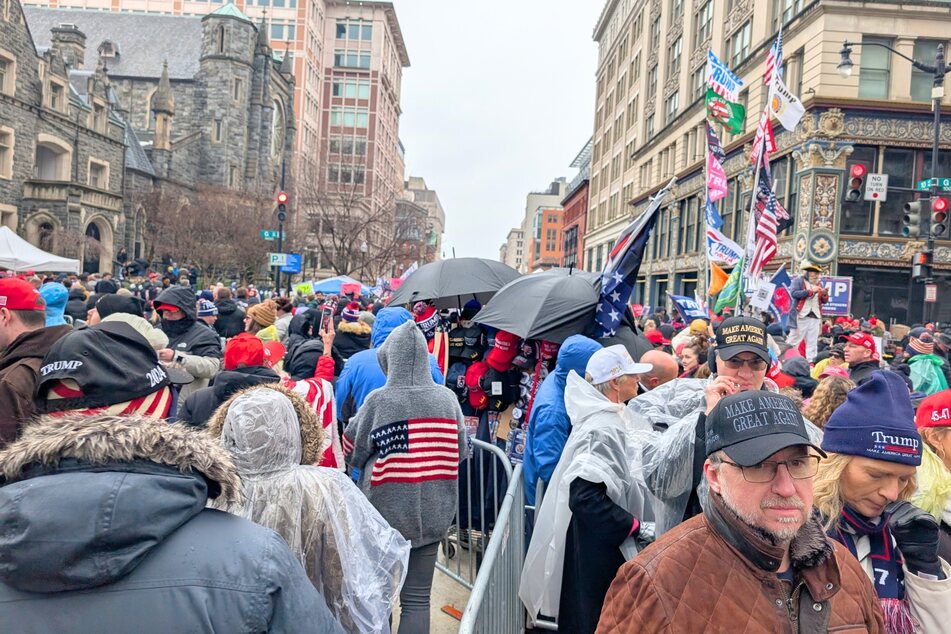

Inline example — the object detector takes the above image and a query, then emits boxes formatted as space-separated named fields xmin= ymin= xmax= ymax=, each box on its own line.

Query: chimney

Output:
xmin=50 ymin=23 xmax=87 ymax=69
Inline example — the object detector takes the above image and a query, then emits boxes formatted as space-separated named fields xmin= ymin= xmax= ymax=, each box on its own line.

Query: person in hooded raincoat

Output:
xmin=209 ymin=386 xmax=409 ymax=634
xmin=520 ymin=346 xmax=654 ymax=634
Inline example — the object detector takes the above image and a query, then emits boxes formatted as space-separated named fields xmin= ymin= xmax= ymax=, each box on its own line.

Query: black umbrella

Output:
xmin=387 ymin=258 xmax=520 ymax=309
xmin=473 ymin=270 xmax=600 ymax=344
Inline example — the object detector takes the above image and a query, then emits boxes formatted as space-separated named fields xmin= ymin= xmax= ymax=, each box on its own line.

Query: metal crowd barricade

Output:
xmin=436 ymin=438 xmax=512 ymax=589
xmin=457 ymin=462 xmax=524 ymax=634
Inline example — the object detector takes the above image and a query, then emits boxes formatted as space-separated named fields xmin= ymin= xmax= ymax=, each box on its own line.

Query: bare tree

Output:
xmin=141 ymin=184 xmax=275 ymax=284
xmin=292 ymin=158 xmax=406 ymax=281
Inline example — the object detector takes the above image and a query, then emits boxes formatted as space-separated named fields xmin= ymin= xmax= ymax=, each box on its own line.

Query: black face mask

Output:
xmin=161 ymin=316 xmax=193 ymax=336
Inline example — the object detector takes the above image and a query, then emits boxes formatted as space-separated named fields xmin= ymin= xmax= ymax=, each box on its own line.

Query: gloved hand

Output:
xmin=886 ymin=500 xmax=944 ymax=578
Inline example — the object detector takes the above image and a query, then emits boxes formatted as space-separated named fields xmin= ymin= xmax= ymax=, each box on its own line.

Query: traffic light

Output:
xmin=275 ymin=191 xmax=289 ymax=223
xmin=932 ymin=196 xmax=949 ymax=238
xmin=912 ymin=250 xmax=933 ymax=280
xmin=845 ymin=162 xmax=867 ymax=202
xmin=903 ymin=199 xmax=924 ymax=238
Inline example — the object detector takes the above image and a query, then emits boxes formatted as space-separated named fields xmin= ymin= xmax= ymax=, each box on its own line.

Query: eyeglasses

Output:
xmin=719 ymin=455 xmax=820 ymax=483
xmin=722 ymin=356 xmax=768 ymax=371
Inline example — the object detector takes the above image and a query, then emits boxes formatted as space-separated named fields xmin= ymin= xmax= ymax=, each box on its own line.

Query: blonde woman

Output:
xmin=802 ymin=375 xmax=855 ymax=428
xmin=814 ymin=371 xmax=951 ymax=634
xmin=912 ymin=390 xmax=951 ymax=563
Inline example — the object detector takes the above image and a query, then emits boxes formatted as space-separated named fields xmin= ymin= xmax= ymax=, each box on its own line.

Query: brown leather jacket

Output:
xmin=597 ymin=494 xmax=884 ymax=633
xmin=0 ymin=325 xmax=71 ymax=448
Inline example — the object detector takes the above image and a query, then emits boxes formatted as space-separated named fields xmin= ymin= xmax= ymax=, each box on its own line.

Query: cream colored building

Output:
xmin=500 ymin=227 xmax=525 ymax=271
xmin=590 ymin=0 xmax=951 ymax=323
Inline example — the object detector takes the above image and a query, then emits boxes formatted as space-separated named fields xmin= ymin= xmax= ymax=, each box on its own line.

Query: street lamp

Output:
xmin=359 ymin=240 xmax=368 ymax=283
xmin=839 ymin=39 xmax=948 ymax=321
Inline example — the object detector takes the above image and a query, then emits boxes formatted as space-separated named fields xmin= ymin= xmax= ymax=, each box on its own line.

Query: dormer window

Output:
xmin=97 ymin=40 xmax=119 ymax=59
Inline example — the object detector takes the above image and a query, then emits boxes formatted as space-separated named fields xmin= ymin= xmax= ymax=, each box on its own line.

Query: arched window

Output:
xmin=271 ymin=100 xmax=286 ymax=157
xmin=217 ymin=25 xmax=226 ymax=54
xmin=33 ymin=135 xmax=71 ymax=181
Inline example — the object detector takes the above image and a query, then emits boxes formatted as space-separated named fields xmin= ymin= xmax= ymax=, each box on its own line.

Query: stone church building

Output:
xmin=0 ymin=0 xmax=295 ymax=272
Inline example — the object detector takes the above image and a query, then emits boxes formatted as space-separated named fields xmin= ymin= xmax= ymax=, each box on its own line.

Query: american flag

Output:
xmin=749 ymin=156 xmax=782 ymax=279
xmin=366 ymin=417 xmax=460 ymax=486
xmin=595 ymin=180 xmax=673 ymax=337
xmin=765 ymin=31 xmax=783 ymax=85
xmin=750 ymin=108 xmax=777 ymax=164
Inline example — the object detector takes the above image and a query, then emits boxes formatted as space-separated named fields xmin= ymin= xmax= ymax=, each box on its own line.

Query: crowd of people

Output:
xmin=3 ymin=266 xmax=951 ymax=633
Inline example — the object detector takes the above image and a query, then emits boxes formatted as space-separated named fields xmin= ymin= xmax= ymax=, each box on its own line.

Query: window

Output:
xmin=855 ymin=38 xmax=891 ymax=99
xmin=772 ymin=0 xmax=804 ymax=32
xmin=671 ymin=0 xmax=684 ymax=17
xmin=88 ymin=159 xmax=108 ymax=189
xmin=92 ymin=102 xmax=106 ymax=133
xmin=336 ymin=20 xmax=372 ymax=41
xmin=228 ymin=165 xmax=238 ymax=188
xmin=212 ymin=119 xmax=223 ymax=143
xmin=912 ymin=40 xmax=945 ymax=102
xmin=667 ymin=36 xmax=682 ymax=80
xmin=271 ymin=22 xmax=296 ymax=40
xmin=784 ymin=48 xmax=804 ymax=96
xmin=727 ymin=21 xmax=752 ymax=68
xmin=695 ymin=1 xmax=713 ymax=47
xmin=649 ymin=16 xmax=661 ymax=51
xmin=330 ymin=106 xmax=369 ymax=128
xmin=645 ymin=113 xmax=655 ymax=138
xmin=631 ymin=52 xmax=640 ymax=83
xmin=353 ymin=165 xmax=365 ymax=185
xmin=0 ymin=128 xmax=12 ymax=179
xmin=332 ymin=79 xmax=371 ymax=98
xmin=328 ymin=164 xmax=339 ymax=182
xmin=48 ymin=81 xmax=65 ymax=112
xmin=877 ymin=147 xmax=916 ymax=236
xmin=648 ymin=65 xmax=658 ymax=99
xmin=216 ymin=25 xmax=225 ymax=54
xmin=0 ymin=53 xmax=14 ymax=96
xmin=233 ymin=78 xmax=243 ymax=101
xmin=665 ymin=91 xmax=679 ymax=124
xmin=333 ymin=50 xmax=371 ymax=69
xmin=690 ymin=66 xmax=705 ymax=100
xmin=33 ymin=137 xmax=70 ymax=181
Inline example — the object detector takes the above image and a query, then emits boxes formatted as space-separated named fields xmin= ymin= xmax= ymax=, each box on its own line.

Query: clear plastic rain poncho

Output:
xmin=211 ymin=389 xmax=410 ymax=634
xmin=626 ymin=377 xmax=825 ymax=536
xmin=519 ymin=371 xmax=654 ymax=620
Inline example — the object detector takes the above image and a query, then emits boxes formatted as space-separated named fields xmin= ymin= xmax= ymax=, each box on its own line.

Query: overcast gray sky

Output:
xmin=394 ymin=1 xmax=604 ymax=260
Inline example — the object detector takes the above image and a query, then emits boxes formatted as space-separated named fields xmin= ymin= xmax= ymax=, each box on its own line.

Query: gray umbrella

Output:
xmin=473 ymin=270 xmax=600 ymax=344
xmin=387 ymin=258 xmax=520 ymax=309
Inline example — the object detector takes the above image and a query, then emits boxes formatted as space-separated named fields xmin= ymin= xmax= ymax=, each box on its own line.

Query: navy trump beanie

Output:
xmin=821 ymin=370 xmax=922 ymax=466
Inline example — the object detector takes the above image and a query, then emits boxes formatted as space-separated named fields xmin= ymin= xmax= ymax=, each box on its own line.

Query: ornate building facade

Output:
xmin=590 ymin=0 xmax=951 ymax=323
xmin=2 ymin=0 xmax=294 ymax=271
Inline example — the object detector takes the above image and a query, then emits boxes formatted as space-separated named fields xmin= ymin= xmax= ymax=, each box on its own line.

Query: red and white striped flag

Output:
xmin=367 ymin=417 xmax=461 ymax=486
xmin=750 ymin=107 xmax=776 ymax=164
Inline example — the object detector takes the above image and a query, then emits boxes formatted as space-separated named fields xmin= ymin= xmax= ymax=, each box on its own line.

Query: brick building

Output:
xmin=562 ymin=138 xmax=592 ymax=269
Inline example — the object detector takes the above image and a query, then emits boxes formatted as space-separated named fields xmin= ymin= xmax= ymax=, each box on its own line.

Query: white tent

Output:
xmin=0 ymin=226 xmax=80 ymax=273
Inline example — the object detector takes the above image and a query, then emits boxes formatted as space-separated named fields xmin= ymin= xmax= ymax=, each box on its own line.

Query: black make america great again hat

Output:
xmin=706 ymin=391 xmax=825 ymax=466
xmin=36 ymin=321 xmax=192 ymax=412
xmin=715 ymin=316 xmax=770 ymax=364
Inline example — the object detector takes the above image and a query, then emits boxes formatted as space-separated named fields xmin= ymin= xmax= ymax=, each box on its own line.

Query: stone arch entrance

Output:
xmin=23 ymin=213 xmax=62 ymax=255
xmin=82 ymin=216 xmax=114 ymax=274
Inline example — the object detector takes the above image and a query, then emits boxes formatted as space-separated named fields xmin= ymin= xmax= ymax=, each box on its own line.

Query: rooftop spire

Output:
xmin=152 ymin=60 xmax=175 ymax=115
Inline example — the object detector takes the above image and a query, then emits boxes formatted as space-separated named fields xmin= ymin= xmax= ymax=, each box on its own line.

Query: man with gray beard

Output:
xmin=597 ymin=392 xmax=884 ymax=633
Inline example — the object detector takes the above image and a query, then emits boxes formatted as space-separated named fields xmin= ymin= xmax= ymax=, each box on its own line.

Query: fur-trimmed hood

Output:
xmin=206 ymin=383 xmax=325 ymax=466
xmin=0 ymin=413 xmax=241 ymax=593
xmin=338 ymin=320 xmax=372 ymax=336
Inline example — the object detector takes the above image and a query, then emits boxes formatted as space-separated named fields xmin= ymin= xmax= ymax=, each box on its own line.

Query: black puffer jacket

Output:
xmin=179 ymin=366 xmax=281 ymax=427
xmin=214 ymin=299 xmax=245 ymax=339
xmin=64 ymin=289 xmax=88 ymax=323
xmin=333 ymin=321 xmax=372 ymax=366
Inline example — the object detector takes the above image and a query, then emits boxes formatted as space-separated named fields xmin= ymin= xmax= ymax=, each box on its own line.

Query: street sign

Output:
xmin=926 ymin=283 xmax=938 ymax=303
xmin=917 ymin=177 xmax=951 ymax=191
xmin=864 ymin=173 xmax=888 ymax=201
xmin=280 ymin=253 xmax=302 ymax=274
xmin=260 ymin=230 xmax=285 ymax=240
xmin=268 ymin=252 xmax=289 ymax=266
